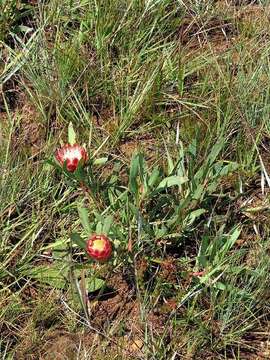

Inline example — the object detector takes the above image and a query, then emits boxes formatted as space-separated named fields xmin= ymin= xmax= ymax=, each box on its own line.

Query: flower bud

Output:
xmin=55 ymin=144 xmax=88 ymax=172
xmin=86 ymin=234 xmax=112 ymax=261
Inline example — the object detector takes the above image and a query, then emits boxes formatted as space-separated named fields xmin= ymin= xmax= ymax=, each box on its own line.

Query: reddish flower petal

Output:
xmin=86 ymin=234 xmax=112 ymax=261
xmin=55 ymin=144 xmax=88 ymax=172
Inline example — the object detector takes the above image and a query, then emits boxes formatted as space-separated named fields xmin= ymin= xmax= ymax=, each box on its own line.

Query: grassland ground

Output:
xmin=1 ymin=1 xmax=270 ymax=359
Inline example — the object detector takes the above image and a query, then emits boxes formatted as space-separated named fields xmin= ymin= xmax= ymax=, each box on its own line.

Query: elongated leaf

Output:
xmin=166 ymin=147 xmax=174 ymax=175
xmin=138 ymin=153 xmax=145 ymax=184
xmin=219 ymin=162 xmax=239 ymax=176
xmin=86 ymin=277 xmax=105 ymax=293
xmin=129 ymin=153 xmax=140 ymax=195
xmin=24 ymin=265 xmax=68 ymax=289
xmin=42 ymin=238 xmax=68 ymax=250
xmin=220 ymin=227 xmax=241 ymax=255
xmin=197 ymin=235 xmax=210 ymax=268
xmin=207 ymin=141 xmax=223 ymax=165
xmin=96 ymin=221 xmax=103 ymax=233
xmin=93 ymin=157 xmax=108 ymax=166
xmin=77 ymin=205 xmax=91 ymax=234
xmin=25 ymin=265 xmax=105 ymax=293
xmin=156 ymin=175 xmax=188 ymax=191
xmin=52 ymin=240 xmax=69 ymax=260
xmin=103 ymin=215 xmax=113 ymax=235
xmin=185 ymin=208 xmax=206 ymax=227
xmin=148 ymin=167 xmax=160 ymax=188
xmin=70 ymin=232 xmax=86 ymax=250
xmin=192 ymin=184 xmax=204 ymax=200
xmin=188 ymin=139 xmax=197 ymax=157
xmin=68 ymin=122 xmax=76 ymax=145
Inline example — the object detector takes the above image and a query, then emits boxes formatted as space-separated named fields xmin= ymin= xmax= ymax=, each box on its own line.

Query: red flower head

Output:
xmin=55 ymin=144 xmax=88 ymax=172
xmin=86 ymin=234 xmax=112 ymax=261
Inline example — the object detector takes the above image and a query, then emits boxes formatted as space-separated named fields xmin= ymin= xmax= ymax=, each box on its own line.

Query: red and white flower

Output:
xmin=55 ymin=144 xmax=88 ymax=172
xmin=86 ymin=234 xmax=112 ymax=261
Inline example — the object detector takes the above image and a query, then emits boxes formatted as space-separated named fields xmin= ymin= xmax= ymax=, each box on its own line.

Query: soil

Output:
xmin=178 ymin=10 xmax=238 ymax=54
xmin=11 ymin=95 xmax=46 ymax=157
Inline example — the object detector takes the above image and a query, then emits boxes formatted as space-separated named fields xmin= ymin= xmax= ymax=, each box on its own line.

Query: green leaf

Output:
xmin=96 ymin=221 xmax=103 ymax=233
xmin=219 ymin=161 xmax=239 ymax=176
xmin=70 ymin=277 xmax=106 ymax=308
xmin=197 ymin=234 xmax=210 ymax=268
xmin=156 ymin=175 xmax=188 ymax=191
xmin=212 ymin=282 xmax=251 ymax=299
xmin=155 ymin=225 xmax=168 ymax=239
xmin=102 ymin=215 xmax=113 ymax=235
xmin=212 ymin=281 xmax=227 ymax=291
xmin=220 ymin=226 xmax=241 ymax=256
xmin=70 ymin=232 xmax=86 ymax=250
xmin=165 ymin=147 xmax=174 ymax=175
xmin=52 ymin=240 xmax=69 ymax=260
xmin=93 ymin=157 xmax=108 ymax=166
xmin=46 ymin=158 xmax=63 ymax=171
xmin=85 ymin=277 xmax=105 ymax=293
xmin=129 ymin=153 xmax=140 ymax=195
xmin=77 ymin=205 xmax=91 ymax=234
xmin=188 ymin=139 xmax=197 ymax=157
xmin=24 ymin=265 xmax=68 ymax=289
xmin=18 ymin=25 xmax=33 ymax=34
xmin=185 ymin=208 xmax=206 ymax=227
xmin=148 ymin=167 xmax=160 ymax=188
xmin=68 ymin=122 xmax=76 ymax=145
xmin=207 ymin=140 xmax=223 ymax=165
xmin=192 ymin=184 xmax=204 ymax=200
xmin=42 ymin=238 xmax=68 ymax=251
xmin=138 ymin=153 xmax=146 ymax=183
